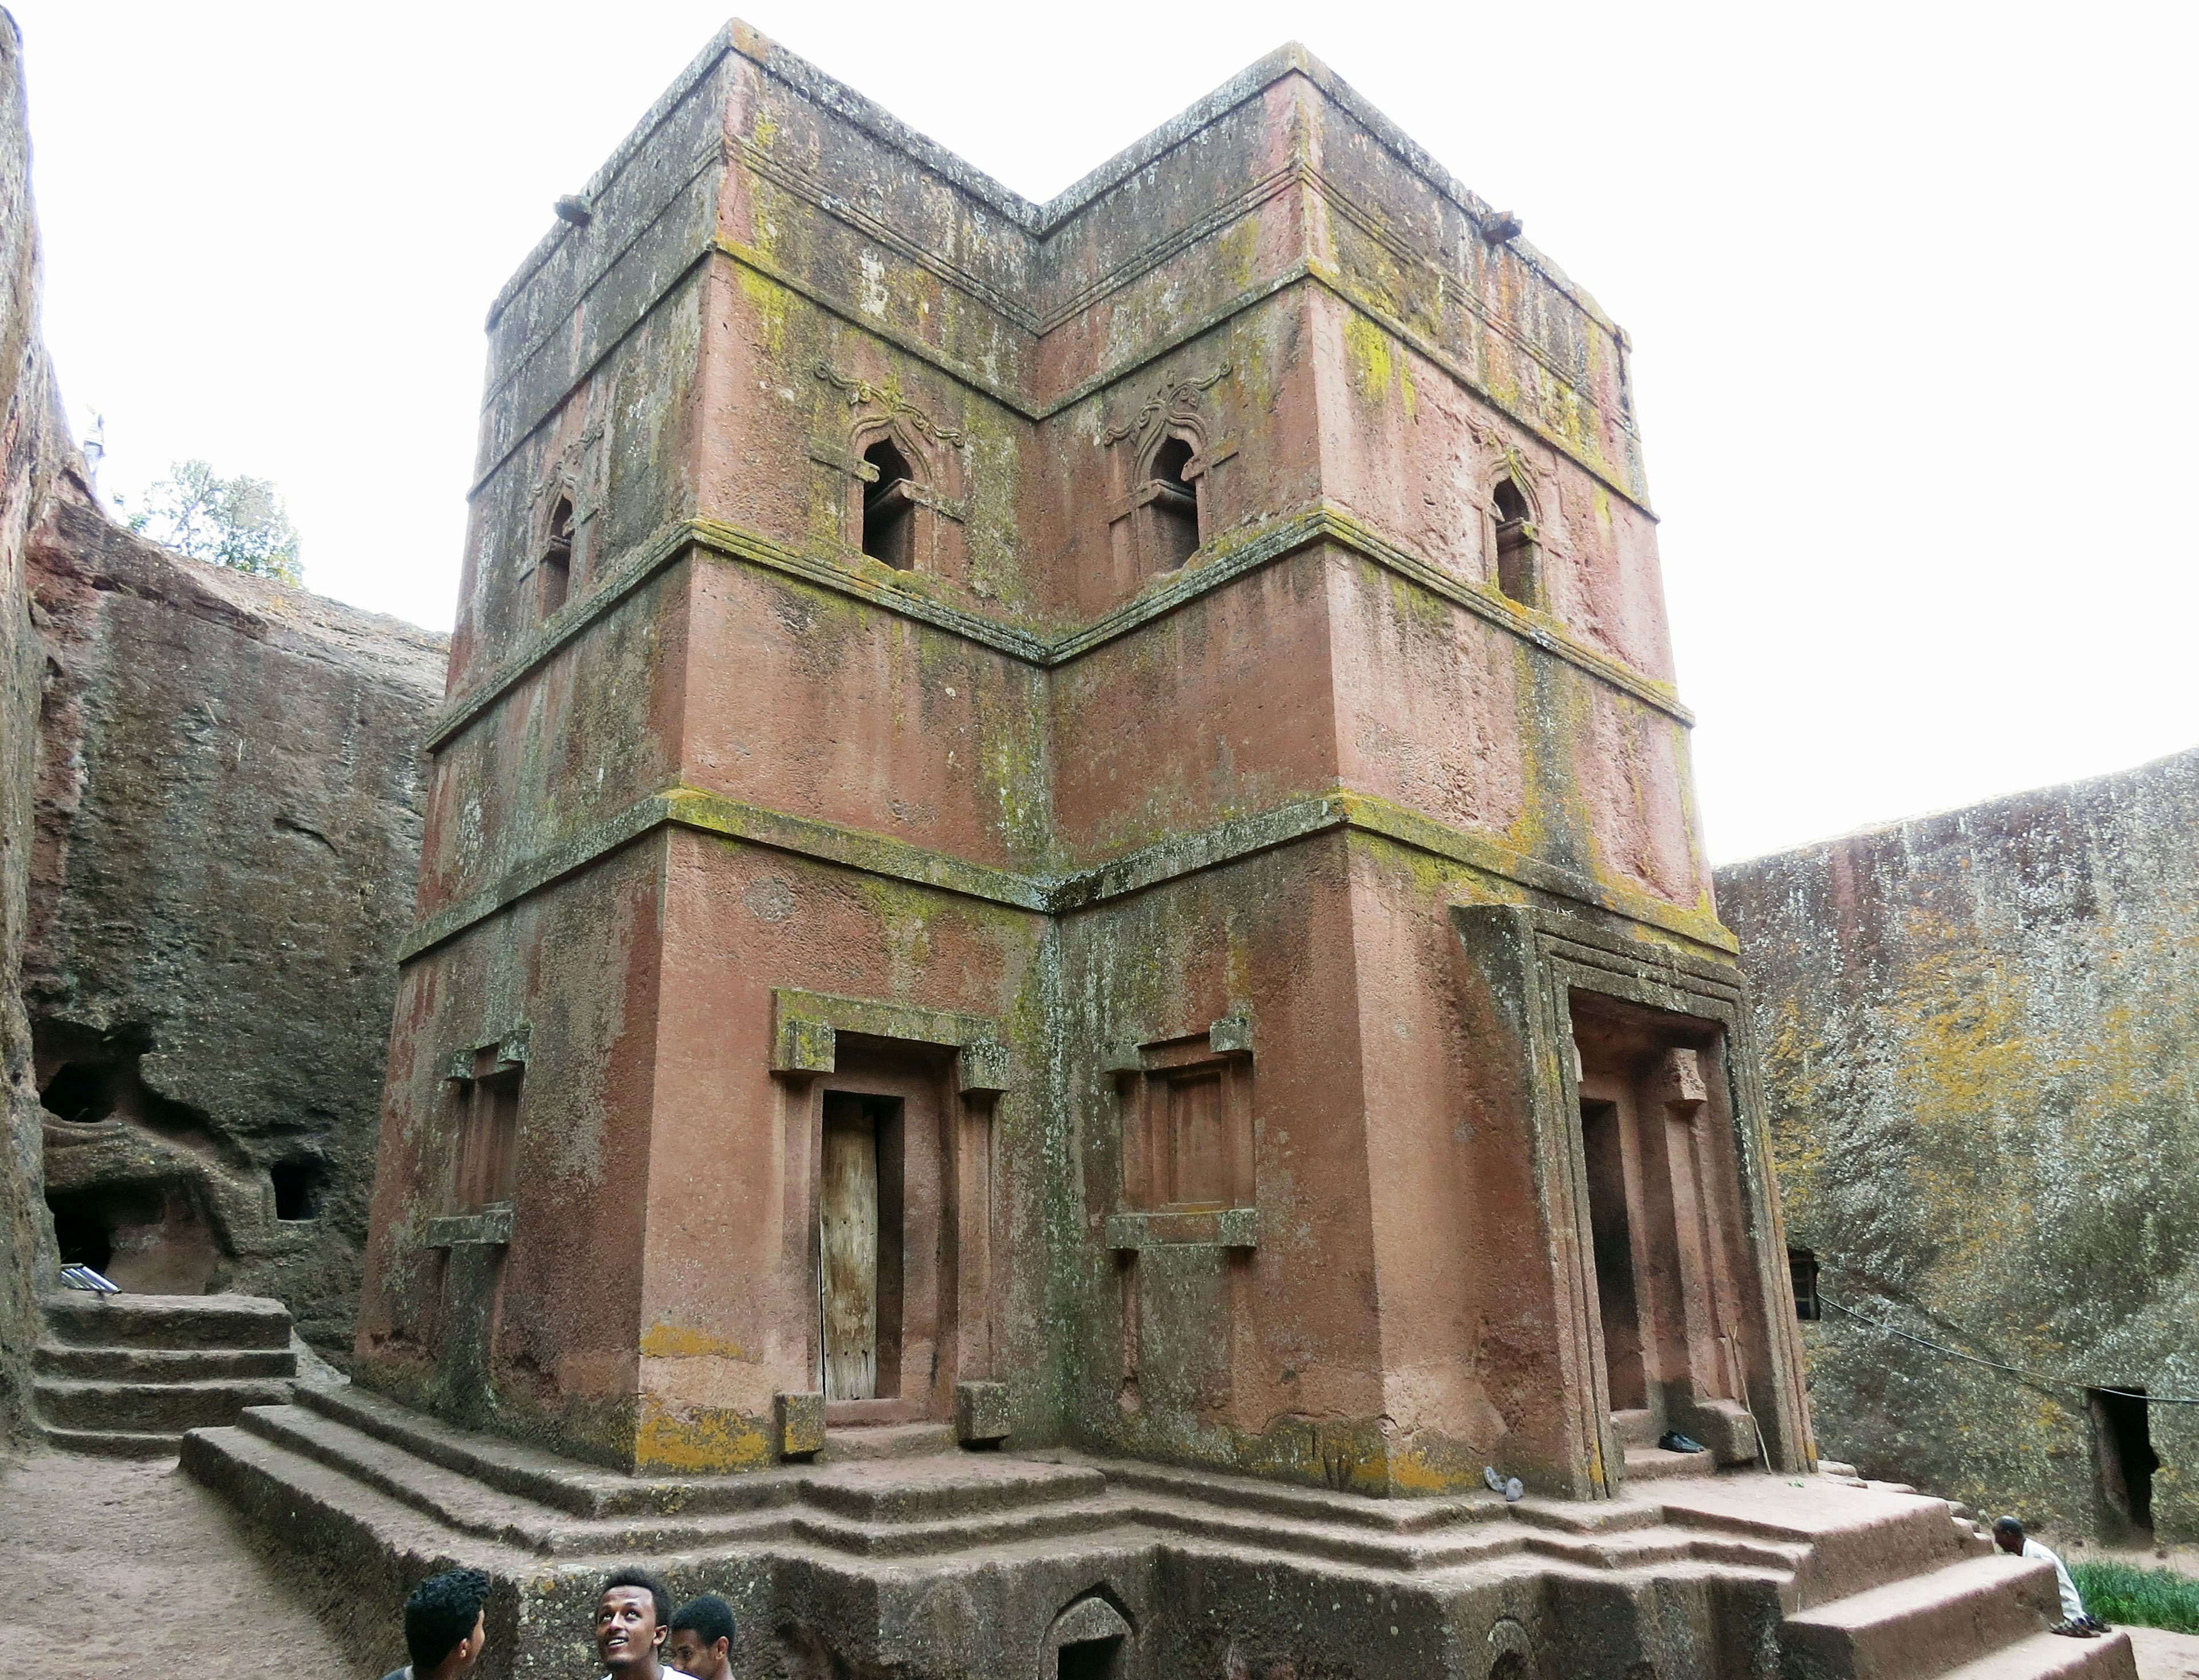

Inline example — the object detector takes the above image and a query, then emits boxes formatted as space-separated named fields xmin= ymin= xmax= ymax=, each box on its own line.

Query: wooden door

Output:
xmin=819 ymin=1099 xmax=880 ymax=1401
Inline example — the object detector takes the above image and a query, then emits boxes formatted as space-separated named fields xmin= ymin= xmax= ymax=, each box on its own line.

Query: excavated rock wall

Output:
xmin=0 ymin=14 xmax=448 ymax=1394
xmin=23 ymin=497 xmax=447 ymax=1356
xmin=0 ymin=9 xmax=74 ymax=1445
xmin=1718 ymin=747 xmax=2199 ymax=1541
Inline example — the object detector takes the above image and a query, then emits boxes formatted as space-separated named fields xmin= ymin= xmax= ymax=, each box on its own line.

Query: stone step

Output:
xmin=34 ymin=1375 xmax=295 ymax=1433
xmin=1097 ymin=1456 xmax=1500 ymax=1536
xmin=1625 ymin=1443 xmax=1718 ymax=1481
xmin=33 ymin=1340 xmax=297 ymax=1382
xmin=1931 ymin=1628 xmax=2138 ymax=1680
xmin=1780 ymin=1553 xmax=2060 ymax=1680
xmin=37 ymin=1423 xmax=186 ymax=1458
xmin=816 ymin=1422 xmax=956 ymax=1462
xmin=1610 ymin=1407 xmax=1661 ymax=1447
xmin=41 ymin=1292 xmax=291 ymax=1351
xmin=293 ymin=1383 xmax=793 ymax=1519
xmin=1659 ymin=1476 xmax=1977 ymax=1607
xmin=236 ymin=1402 xmax=1127 ymax=1561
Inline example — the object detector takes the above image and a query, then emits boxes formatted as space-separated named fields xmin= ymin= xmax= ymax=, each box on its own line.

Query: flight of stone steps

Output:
xmin=34 ymin=1291 xmax=298 ymax=1457
xmin=180 ymin=1381 xmax=2138 ymax=1680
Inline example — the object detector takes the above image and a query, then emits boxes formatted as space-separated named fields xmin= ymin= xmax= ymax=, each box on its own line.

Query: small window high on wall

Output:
xmin=1789 ymin=1248 xmax=1821 ymax=1322
xmin=1146 ymin=437 xmax=1200 ymax=571
xmin=861 ymin=437 xmax=917 ymax=569
xmin=538 ymin=497 xmax=573 ymax=619
xmin=1491 ymin=478 xmax=1540 ymax=607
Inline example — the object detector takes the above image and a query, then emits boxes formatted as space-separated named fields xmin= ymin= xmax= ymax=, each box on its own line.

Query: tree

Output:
xmin=121 ymin=459 xmax=303 ymax=586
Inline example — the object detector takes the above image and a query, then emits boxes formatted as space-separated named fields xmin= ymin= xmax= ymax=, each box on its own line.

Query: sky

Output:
xmin=12 ymin=1 xmax=2196 ymax=862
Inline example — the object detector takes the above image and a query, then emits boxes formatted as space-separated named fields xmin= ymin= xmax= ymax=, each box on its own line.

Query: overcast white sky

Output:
xmin=12 ymin=1 xmax=2194 ymax=862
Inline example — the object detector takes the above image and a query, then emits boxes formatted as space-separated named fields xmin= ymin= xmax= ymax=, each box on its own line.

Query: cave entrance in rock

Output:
xmin=2089 ymin=1386 xmax=2158 ymax=1538
xmin=45 ymin=1181 xmax=218 ymax=1292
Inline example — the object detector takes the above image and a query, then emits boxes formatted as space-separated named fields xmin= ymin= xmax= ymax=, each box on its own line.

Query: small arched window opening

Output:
xmin=538 ymin=496 xmax=573 ymax=619
xmin=861 ymin=437 xmax=917 ymax=570
xmin=1491 ymin=478 xmax=1539 ymax=606
xmin=1146 ymin=436 xmax=1200 ymax=571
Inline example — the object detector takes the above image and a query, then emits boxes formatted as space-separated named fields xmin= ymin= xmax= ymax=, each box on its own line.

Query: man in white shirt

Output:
xmin=1993 ymin=1516 xmax=2107 ymax=1636
xmin=594 ymin=1569 xmax=699 ymax=1680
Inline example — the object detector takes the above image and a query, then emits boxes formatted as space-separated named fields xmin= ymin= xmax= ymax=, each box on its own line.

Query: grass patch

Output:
xmin=2071 ymin=1560 xmax=2199 ymax=1634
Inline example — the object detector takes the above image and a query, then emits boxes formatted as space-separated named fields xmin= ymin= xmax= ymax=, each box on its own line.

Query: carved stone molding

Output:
xmin=813 ymin=361 xmax=967 ymax=446
xmin=1101 ymin=360 xmax=1232 ymax=449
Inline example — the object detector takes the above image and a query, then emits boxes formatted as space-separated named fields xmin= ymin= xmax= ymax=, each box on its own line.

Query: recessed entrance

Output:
xmin=1579 ymin=1097 xmax=1646 ymax=1412
xmin=1057 ymin=1638 xmax=1125 ymax=1680
xmin=1570 ymin=991 xmax=1761 ymax=1470
xmin=2088 ymin=1386 xmax=2158 ymax=1537
xmin=819 ymin=1091 xmax=904 ymax=1401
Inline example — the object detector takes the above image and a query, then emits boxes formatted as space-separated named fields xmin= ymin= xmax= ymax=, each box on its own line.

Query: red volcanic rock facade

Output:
xmin=355 ymin=23 xmax=1813 ymax=1494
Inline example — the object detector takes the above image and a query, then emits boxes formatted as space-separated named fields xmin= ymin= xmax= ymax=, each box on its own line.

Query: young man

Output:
xmin=667 ymin=1594 xmax=738 ymax=1680
xmin=379 ymin=1568 xmax=491 ymax=1680
xmin=1993 ymin=1516 xmax=2108 ymax=1636
xmin=595 ymin=1568 xmax=699 ymax=1680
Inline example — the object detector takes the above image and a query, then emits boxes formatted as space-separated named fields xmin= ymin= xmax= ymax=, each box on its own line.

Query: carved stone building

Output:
xmin=189 ymin=23 xmax=2137 ymax=1680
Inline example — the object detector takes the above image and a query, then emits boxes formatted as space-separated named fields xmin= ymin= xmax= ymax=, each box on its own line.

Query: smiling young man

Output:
xmin=594 ymin=1569 xmax=697 ymax=1680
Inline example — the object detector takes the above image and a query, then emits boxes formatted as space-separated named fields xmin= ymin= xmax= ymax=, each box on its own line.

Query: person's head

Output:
xmin=596 ymin=1569 xmax=673 ymax=1674
xmin=666 ymin=1594 xmax=737 ymax=1679
xmin=1994 ymin=1516 xmax=2026 ymax=1555
xmin=403 ymin=1568 xmax=491 ymax=1679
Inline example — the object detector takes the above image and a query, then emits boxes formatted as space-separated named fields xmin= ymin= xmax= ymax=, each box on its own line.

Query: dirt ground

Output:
xmin=0 ymin=1447 xmax=356 ymax=1678
xmin=5 ymin=1445 xmax=2199 ymax=1678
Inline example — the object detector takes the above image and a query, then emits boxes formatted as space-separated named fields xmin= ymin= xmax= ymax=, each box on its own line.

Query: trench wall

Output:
xmin=1717 ymin=746 xmax=2199 ymax=1540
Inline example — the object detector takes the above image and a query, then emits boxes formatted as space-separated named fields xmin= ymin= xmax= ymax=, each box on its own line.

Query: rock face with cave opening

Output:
xmin=0 ymin=7 xmax=446 ymax=1394
xmin=22 ymin=492 xmax=447 ymax=1355
xmin=1719 ymin=746 xmax=2199 ymax=1547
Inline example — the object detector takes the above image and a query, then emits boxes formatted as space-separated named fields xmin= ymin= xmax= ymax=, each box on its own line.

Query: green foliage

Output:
xmin=2071 ymin=1560 xmax=2199 ymax=1633
xmin=120 ymin=459 xmax=302 ymax=586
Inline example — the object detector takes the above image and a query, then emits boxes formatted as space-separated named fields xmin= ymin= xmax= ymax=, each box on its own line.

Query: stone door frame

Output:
xmin=1451 ymin=903 xmax=1815 ymax=1498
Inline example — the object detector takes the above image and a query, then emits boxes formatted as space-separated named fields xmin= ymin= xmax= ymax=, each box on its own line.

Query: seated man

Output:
xmin=596 ymin=1568 xmax=697 ymax=1680
xmin=667 ymin=1594 xmax=738 ymax=1680
xmin=381 ymin=1568 xmax=491 ymax=1680
xmin=1993 ymin=1516 xmax=2107 ymax=1636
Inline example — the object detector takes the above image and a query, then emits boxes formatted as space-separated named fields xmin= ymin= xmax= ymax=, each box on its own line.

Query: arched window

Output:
xmin=1491 ymin=477 xmax=1539 ymax=607
xmin=538 ymin=496 xmax=573 ymax=619
xmin=860 ymin=437 xmax=917 ymax=569
xmin=1145 ymin=436 xmax=1199 ymax=571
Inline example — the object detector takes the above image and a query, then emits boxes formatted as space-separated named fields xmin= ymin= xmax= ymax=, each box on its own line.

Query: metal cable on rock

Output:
xmin=1820 ymin=1296 xmax=2199 ymax=1406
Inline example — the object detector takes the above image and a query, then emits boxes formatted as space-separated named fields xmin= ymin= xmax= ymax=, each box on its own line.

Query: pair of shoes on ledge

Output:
xmin=1657 ymin=1431 xmax=1708 ymax=1454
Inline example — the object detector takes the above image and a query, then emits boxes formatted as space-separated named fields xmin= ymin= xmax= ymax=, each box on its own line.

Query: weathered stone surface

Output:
xmin=1718 ymin=747 xmax=2199 ymax=1542
xmin=0 ymin=11 xmax=77 ymax=1446
xmin=21 ymin=495 xmax=446 ymax=1354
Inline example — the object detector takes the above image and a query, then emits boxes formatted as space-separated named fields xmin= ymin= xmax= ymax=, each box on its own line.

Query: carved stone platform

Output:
xmin=183 ymin=1383 xmax=2135 ymax=1680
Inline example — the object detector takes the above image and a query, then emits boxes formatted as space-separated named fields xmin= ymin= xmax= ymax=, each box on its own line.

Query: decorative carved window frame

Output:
xmin=1104 ymin=1015 xmax=1257 ymax=1251
xmin=810 ymin=364 xmax=968 ymax=577
xmin=425 ymin=1023 xmax=531 ymax=1248
xmin=1104 ymin=363 xmax=1237 ymax=577
xmin=1485 ymin=466 xmax=1545 ymax=610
